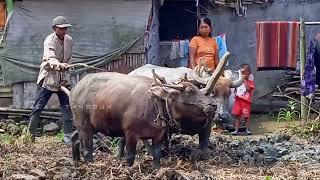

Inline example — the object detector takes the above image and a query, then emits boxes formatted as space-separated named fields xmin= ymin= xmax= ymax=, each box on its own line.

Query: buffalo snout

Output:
xmin=203 ymin=103 xmax=217 ymax=116
xmin=218 ymin=112 xmax=229 ymax=120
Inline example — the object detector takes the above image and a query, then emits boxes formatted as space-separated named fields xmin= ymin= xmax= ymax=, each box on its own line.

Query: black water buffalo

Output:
xmin=69 ymin=71 xmax=218 ymax=168
xmin=127 ymin=52 xmax=241 ymax=153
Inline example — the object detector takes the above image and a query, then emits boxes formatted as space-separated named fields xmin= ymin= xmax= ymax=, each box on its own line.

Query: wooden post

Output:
xmin=196 ymin=0 xmax=199 ymax=32
xmin=300 ymin=17 xmax=308 ymax=119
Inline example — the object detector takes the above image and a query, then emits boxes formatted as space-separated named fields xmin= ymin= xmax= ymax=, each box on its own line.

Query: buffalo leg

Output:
xmin=79 ymin=129 xmax=94 ymax=162
xmin=163 ymin=132 xmax=172 ymax=154
xmin=125 ymin=135 xmax=138 ymax=167
xmin=71 ymin=131 xmax=80 ymax=162
xmin=118 ymin=137 xmax=126 ymax=159
xmin=152 ymin=140 xmax=161 ymax=169
xmin=198 ymin=123 xmax=212 ymax=151
xmin=142 ymin=139 xmax=153 ymax=155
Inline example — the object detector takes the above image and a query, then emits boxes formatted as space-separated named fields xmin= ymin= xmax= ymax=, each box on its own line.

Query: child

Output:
xmin=231 ymin=63 xmax=255 ymax=135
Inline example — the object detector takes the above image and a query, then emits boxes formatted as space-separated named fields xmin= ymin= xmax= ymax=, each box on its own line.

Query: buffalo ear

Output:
xmin=150 ymin=86 xmax=178 ymax=100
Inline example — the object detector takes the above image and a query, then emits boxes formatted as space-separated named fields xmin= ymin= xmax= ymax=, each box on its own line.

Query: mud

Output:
xmin=1 ymin=132 xmax=320 ymax=180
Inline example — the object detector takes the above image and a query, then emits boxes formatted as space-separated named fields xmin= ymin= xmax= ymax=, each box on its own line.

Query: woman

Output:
xmin=189 ymin=17 xmax=219 ymax=72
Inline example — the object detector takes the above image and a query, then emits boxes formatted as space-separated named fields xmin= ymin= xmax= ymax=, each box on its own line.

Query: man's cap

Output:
xmin=52 ymin=16 xmax=72 ymax=28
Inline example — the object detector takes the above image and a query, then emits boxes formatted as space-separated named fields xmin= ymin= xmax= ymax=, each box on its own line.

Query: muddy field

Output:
xmin=1 ymin=130 xmax=320 ymax=180
xmin=1 ymin=114 xmax=320 ymax=180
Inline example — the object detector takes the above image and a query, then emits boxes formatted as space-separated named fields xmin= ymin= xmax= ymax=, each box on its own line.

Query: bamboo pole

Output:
xmin=300 ymin=17 xmax=308 ymax=119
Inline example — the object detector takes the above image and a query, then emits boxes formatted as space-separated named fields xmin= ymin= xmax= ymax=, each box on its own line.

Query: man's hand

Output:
xmin=58 ymin=80 xmax=68 ymax=88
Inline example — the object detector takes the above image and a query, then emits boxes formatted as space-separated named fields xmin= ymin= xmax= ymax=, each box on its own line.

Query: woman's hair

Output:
xmin=197 ymin=17 xmax=212 ymax=37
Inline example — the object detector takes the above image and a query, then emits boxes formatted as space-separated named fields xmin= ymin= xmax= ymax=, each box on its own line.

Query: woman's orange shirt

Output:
xmin=189 ymin=36 xmax=219 ymax=70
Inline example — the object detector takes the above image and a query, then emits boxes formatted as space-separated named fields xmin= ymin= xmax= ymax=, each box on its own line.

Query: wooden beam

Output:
xmin=300 ymin=17 xmax=308 ymax=119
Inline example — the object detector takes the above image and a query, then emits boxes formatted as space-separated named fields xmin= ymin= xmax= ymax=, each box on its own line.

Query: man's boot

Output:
xmin=28 ymin=110 xmax=42 ymax=142
xmin=61 ymin=105 xmax=74 ymax=145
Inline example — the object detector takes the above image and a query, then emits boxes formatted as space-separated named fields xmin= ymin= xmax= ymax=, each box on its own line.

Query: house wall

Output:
xmin=147 ymin=0 xmax=161 ymax=65
xmin=209 ymin=0 xmax=320 ymax=100
xmin=156 ymin=0 xmax=320 ymax=103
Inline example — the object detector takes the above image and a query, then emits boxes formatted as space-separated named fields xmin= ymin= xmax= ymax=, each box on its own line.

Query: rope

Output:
xmin=165 ymin=98 xmax=180 ymax=128
xmin=67 ymin=63 xmax=106 ymax=72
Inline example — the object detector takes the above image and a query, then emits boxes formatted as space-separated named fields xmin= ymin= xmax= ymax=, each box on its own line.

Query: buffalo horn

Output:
xmin=200 ymin=51 xmax=231 ymax=95
xmin=152 ymin=69 xmax=167 ymax=85
xmin=164 ymin=84 xmax=185 ymax=91
xmin=230 ymin=70 xmax=245 ymax=88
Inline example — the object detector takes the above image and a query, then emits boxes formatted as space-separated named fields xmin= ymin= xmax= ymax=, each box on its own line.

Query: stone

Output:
xmin=5 ymin=119 xmax=15 ymax=125
xmin=10 ymin=174 xmax=38 ymax=180
xmin=30 ymin=168 xmax=46 ymax=179
xmin=0 ymin=121 xmax=6 ymax=129
xmin=43 ymin=122 xmax=59 ymax=133
xmin=7 ymin=123 xmax=20 ymax=135
xmin=71 ymin=172 xmax=78 ymax=178
xmin=61 ymin=167 xmax=72 ymax=179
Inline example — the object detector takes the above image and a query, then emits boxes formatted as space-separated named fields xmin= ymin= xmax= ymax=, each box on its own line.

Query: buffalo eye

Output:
xmin=185 ymin=87 xmax=193 ymax=95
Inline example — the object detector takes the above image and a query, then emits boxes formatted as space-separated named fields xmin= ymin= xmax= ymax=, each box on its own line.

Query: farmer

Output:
xmin=189 ymin=17 xmax=219 ymax=72
xmin=27 ymin=16 xmax=74 ymax=144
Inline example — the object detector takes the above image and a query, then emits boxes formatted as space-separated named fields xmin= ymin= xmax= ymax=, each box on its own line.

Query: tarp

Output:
xmin=0 ymin=0 xmax=151 ymax=84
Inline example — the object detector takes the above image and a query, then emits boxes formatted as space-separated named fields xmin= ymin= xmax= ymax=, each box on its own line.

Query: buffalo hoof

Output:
xmin=161 ymin=148 xmax=170 ymax=157
xmin=189 ymin=149 xmax=211 ymax=162
xmin=83 ymin=153 xmax=94 ymax=163
xmin=153 ymin=163 xmax=160 ymax=170
xmin=117 ymin=153 xmax=124 ymax=160
xmin=145 ymin=148 xmax=153 ymax=156
xmin=200 ymin=148 xmax=212 ymax=160
xmin=84 ymin=158 xmax=94 ymax=163
xmin=72 ymin=141 xmax=81 ymax=162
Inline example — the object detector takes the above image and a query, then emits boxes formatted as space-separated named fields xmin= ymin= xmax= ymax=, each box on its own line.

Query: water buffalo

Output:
xmin=69 ymin=70 xmax=219 ymax=168
xmin=125 ymin=52 xmax=241 ymax=155
xmin=129 ymin=53 xmax=244 ymax=123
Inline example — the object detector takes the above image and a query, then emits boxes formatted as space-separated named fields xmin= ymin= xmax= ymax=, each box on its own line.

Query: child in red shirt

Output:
xmin=231 ymin=64 xmax=255 ymax=135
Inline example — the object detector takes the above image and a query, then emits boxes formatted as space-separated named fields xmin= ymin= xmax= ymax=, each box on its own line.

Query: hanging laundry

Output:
xmin=170 ymin=40 xmax=189 ymax=60
xmin=184 ymin=40 xmax=189 ymax=57
xmin=301 ymin=39 xmax=316 ymax=98
xmin=314 ymin=33 xmax=320 ymax=86
xmin=170 ymin=41 xmax=180 ymax=60
xmin=178 ymin=40 xmax=185 ymax=58
xmin=215 ymin=34 xmax=228 ymax=60
xmin=256 ymin=21 xmax=299 ymax=71
xmin=178 ymin=40 xmax=190 ymax=58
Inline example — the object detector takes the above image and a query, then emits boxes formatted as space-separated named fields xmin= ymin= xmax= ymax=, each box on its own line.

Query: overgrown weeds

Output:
xmin=0 ymin=126 xmax=33 ymax=146
xmin=291 ymin=120 xmax=320 ymax=138
xmin=275 ymin=100 xmax=320 ymax=138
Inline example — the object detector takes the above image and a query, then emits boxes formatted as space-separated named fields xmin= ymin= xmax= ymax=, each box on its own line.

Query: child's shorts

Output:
xmin=232 ymin=97 xmax=251 ymax=118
